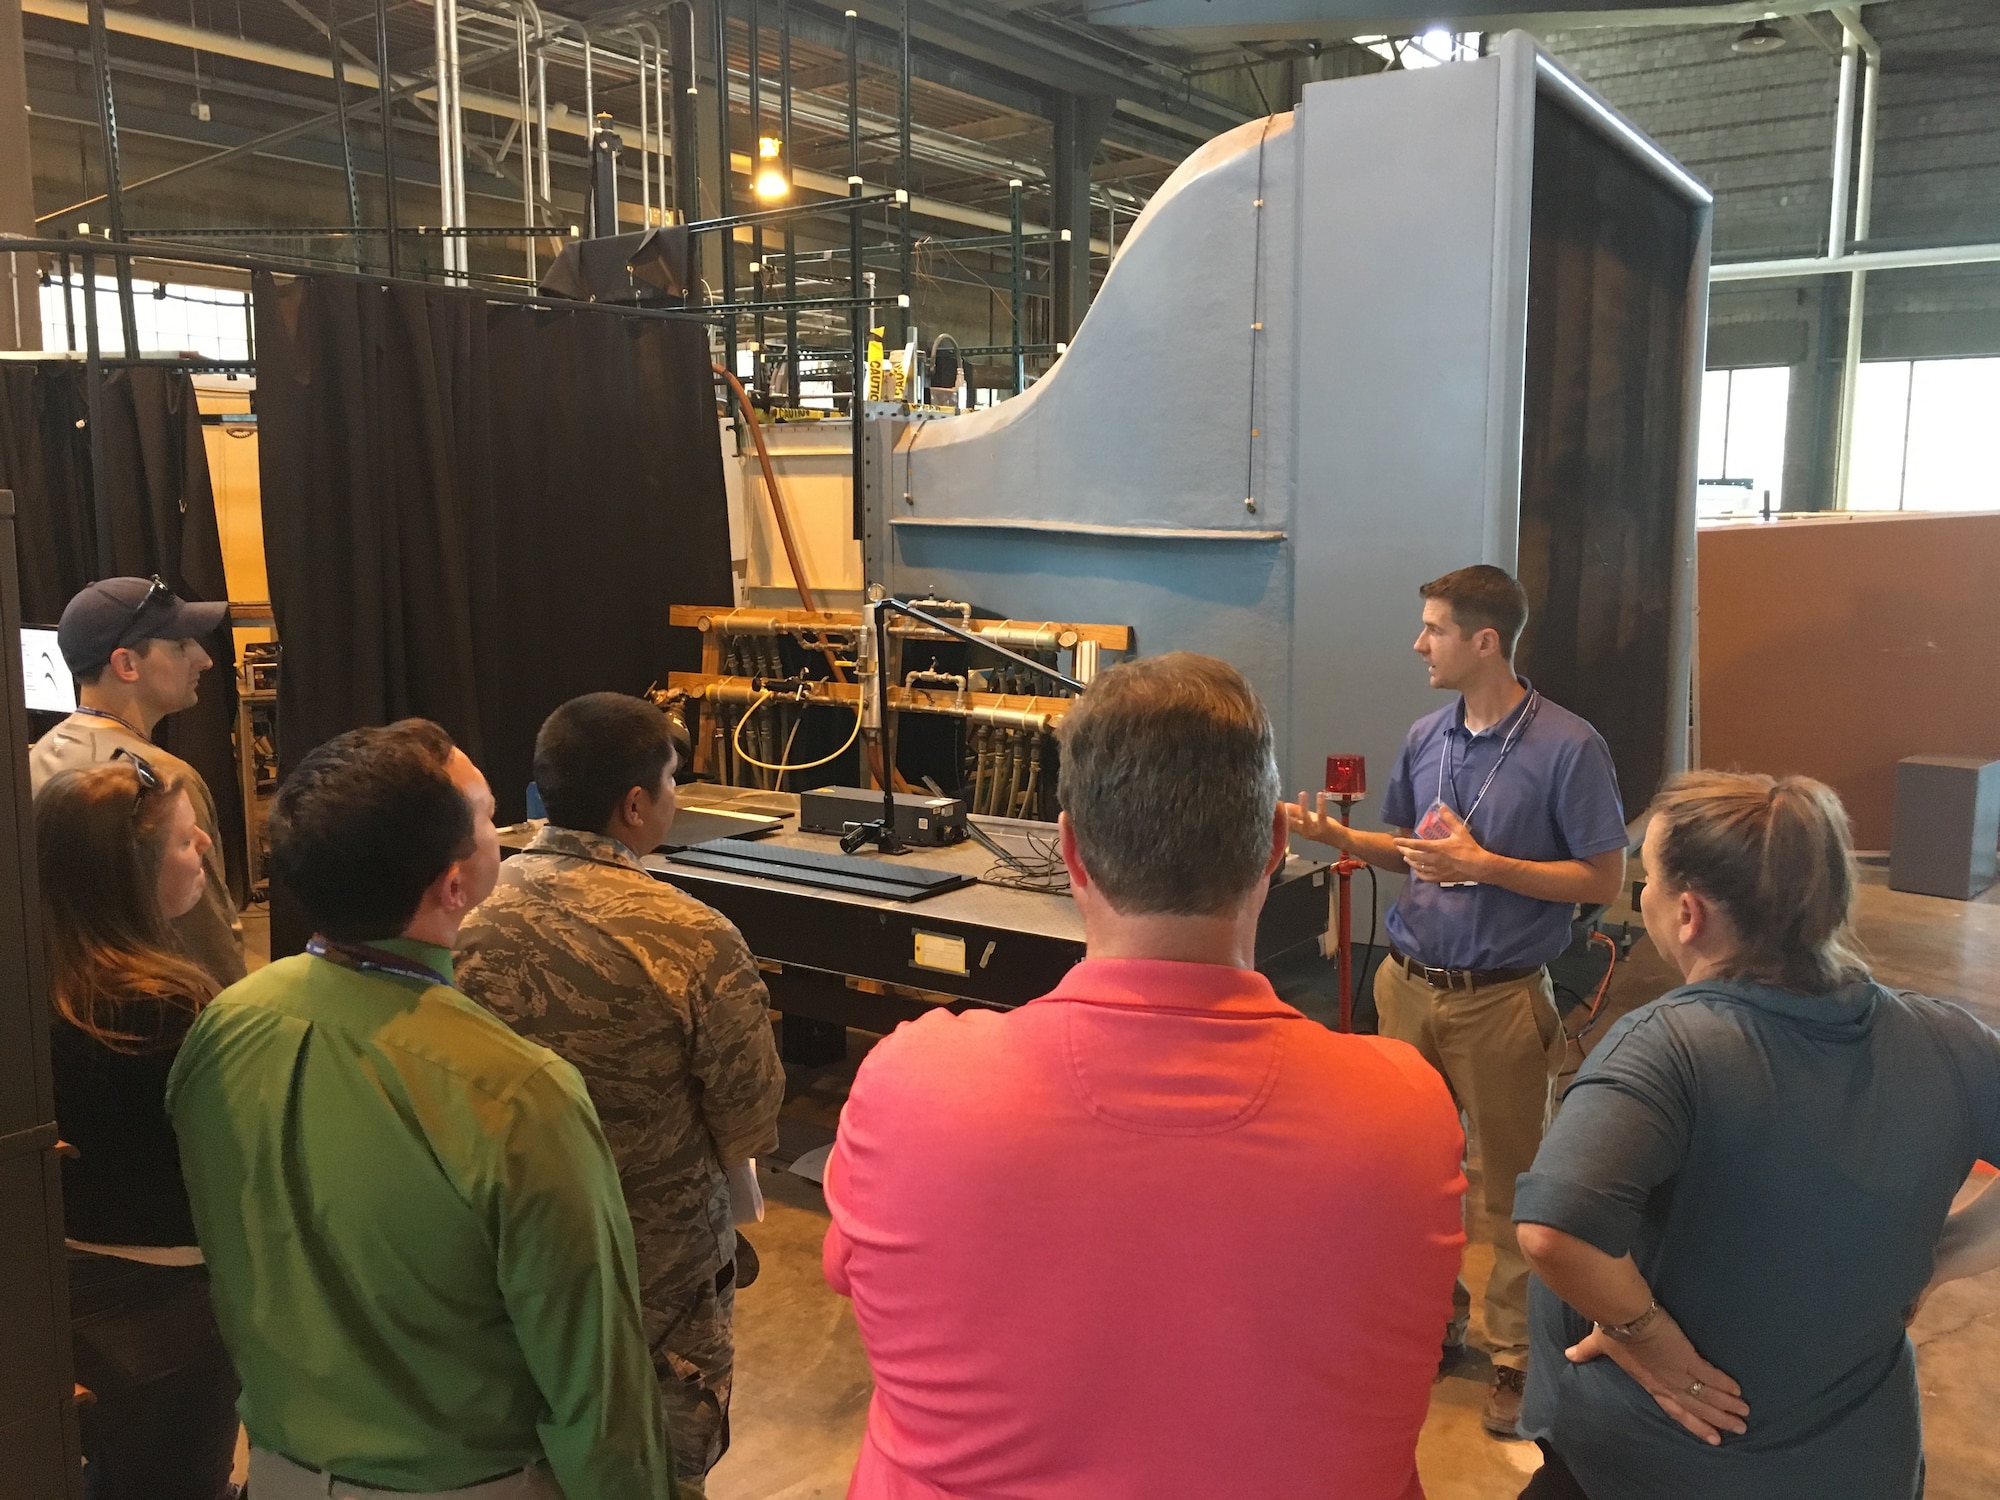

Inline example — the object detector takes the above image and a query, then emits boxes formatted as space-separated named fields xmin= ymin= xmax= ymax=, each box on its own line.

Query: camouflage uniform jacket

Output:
xmin=455 ymin=823 xmax=785 ymax=1302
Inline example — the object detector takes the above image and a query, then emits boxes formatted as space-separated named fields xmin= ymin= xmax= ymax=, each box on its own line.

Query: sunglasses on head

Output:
xmin=111 ymin=747 xmax=166 ymax=802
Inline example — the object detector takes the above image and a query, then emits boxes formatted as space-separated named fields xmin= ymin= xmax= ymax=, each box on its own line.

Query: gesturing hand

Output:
xmin=1286 ymin=791 xmax=1352 ymax=851
xmin=1392 ymin=805 xmax=1492 ymax=886
xmin=1566 ymin=1310 xmax=1749 ymax=1446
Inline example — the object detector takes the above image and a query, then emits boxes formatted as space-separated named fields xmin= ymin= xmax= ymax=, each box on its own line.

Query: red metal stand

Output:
xmin=1332 ymin=795 xmax=1363 ymax=1032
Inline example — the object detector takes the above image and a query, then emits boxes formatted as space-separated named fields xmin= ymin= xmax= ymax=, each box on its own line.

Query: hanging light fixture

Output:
xmin=754 ymin=135 xmax=789 ymax=201
xmin=1733 ymin=19 xmax=1787 ymax=54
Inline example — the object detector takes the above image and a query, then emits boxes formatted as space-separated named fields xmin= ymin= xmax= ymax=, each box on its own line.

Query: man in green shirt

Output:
xmin=167 ymin=719 xmax=674 ymax=1500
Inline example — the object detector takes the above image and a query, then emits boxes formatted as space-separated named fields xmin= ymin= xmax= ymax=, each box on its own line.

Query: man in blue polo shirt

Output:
xmin=1288 ymin=564 xmax=1627 ymax=1441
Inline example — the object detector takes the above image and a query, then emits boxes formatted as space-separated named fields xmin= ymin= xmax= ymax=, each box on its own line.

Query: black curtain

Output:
xmin=1517 ymin=95 xmax=1703 ymax=820
xmin=0 ymin=360 xmax=245 ymax=894
xmin=253 ymin=273 xmax=732 ymax=952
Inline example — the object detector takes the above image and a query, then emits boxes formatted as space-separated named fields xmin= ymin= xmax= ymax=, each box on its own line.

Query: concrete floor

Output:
xmin=707 ymin=865 xmax=2000 ymax=1500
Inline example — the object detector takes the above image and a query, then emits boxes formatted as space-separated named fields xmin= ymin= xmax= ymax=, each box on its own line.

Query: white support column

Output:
xmin=1832 ymin=7 xmax=1880 ymax=510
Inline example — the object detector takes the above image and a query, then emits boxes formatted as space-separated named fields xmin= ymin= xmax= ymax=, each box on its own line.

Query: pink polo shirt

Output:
xmin=824 ymin=957 xmax=1466 ymax=1500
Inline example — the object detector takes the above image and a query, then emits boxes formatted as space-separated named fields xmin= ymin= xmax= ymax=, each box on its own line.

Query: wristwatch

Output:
xmin=1597 ymin=1298 xmax=1663 ymax=1343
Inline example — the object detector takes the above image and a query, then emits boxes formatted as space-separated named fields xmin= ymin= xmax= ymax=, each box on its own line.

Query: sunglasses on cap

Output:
xmin=125 ymin=575 xmax=175 ymax=617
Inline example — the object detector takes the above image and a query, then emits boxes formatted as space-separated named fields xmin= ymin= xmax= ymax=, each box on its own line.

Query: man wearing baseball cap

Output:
xmin=31 ymin=575 xmax=246 ymax=986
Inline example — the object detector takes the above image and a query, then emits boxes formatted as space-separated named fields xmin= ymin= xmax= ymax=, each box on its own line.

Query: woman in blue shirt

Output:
xmin=1513 ymin=770 xmax=2000 ymax=1500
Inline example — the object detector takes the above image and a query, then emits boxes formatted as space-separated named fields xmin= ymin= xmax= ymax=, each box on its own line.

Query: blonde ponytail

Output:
xmin=1648 ymin=771 xmax=1869 ymax=994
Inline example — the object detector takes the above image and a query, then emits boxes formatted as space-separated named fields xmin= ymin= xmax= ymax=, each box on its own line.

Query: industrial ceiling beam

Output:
xmin=1074 ymin=0 xmax=1907 ymax=45
xmin=802 ymin=0 xmax=1251 ymax=144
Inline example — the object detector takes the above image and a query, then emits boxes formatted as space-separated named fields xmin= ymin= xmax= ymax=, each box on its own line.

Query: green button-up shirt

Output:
xmin=165 ymin=939 xmax=675 ymax=1498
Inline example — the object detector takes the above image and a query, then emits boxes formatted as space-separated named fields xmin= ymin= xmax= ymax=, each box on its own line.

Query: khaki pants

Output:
xmin=247 ymin=1450 xmax=563 ymax=1499
xmin=1374 ymin=958 xmax=1563 ymax=1371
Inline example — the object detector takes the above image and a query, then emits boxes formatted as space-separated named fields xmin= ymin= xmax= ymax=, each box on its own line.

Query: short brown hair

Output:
xmin=37 ymin=764 xmax=218 ymax=1052
xmin=270 ymin=719 xmax=471 ymax=940
xmin=1420 ymin=565 xmax=1530 ymax=659
xmin=1056 ymin=653 xmax=1279 ymax=916
xmin=1647 ymin=770 xmax=1869 ymax=995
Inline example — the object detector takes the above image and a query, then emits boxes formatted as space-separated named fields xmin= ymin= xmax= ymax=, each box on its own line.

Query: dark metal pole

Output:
xmin=1009 ymin=178 xmax=1024 ymax=395
xmin=82 ymin=252 xmax=108 ymax=545
xmin=373 ymin=0 xmax=401 ymax=275
xmin=327 ymin=0 xmax=361 ymax=235
xmin=85 ymin=0 xmax=139 ymax=357
xmin=714 ymin=0 xmax=737 ymax=385
xmin=780 ymin=0 xmax=797 ymax=404
xmin=748 ymin=0 xmax=762 ymax=391
xmin=60 ymin=253 xmax=76 ymax=351
xmin=848 ymin=6 xmax=865 ymax=538
xmin=898 ymin=0 xmax=911 ymax=349
xmin=669 ymin=2 xmax=699 ymax=286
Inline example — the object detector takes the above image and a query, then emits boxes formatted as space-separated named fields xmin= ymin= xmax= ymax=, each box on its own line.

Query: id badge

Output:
xmin=1415 ymin=800 xmax=1477 ymax=887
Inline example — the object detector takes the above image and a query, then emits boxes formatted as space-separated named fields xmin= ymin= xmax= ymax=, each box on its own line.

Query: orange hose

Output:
xmin=714 ymin=364 xmax=819 ymax=616
xmin=713 ymin=367 xmax=910 ymax=791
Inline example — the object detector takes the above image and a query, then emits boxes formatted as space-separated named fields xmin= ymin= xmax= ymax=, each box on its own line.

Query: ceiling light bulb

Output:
xmin=754 ymin=169 xmax=790 ymax=201
xmin=1732 ymin=19 xmax=1786 ymax=54
xmin=759 ymin=135 xmax=783 ymax=160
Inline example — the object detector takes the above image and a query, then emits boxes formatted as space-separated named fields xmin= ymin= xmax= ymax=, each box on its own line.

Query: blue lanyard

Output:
xmin=1437 ymin=691 xmax=1540 ymax=831
xmin=74 ymin=705 xmax=146 ymax=736
xmin=306 ymin=935 xmax=451 ymax=989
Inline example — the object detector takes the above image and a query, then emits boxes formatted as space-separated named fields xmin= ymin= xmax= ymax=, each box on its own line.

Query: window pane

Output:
xmin=1846 ymin=360 xmax=1912 ymax=511
xmin=1695 ymin=370 xmax=1744 ymax=520
xmin=1902 ymin=357 xmax=2000 ymax=513
xmin=1725 ymin=365 xmax=1788 ymax=514
xmin=37 ymin=277 xmax=251 ymax=362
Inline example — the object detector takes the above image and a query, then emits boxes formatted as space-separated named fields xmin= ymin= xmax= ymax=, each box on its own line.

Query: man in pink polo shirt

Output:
xmin=824 ymin=652 xmax=1467 ymax=1500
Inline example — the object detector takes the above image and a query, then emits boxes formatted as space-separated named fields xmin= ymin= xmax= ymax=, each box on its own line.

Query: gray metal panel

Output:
xmin=1287 ymin=53 xmax=1513 ymax=819
xmin=862 ymin=33 xmax=1706 ymax=835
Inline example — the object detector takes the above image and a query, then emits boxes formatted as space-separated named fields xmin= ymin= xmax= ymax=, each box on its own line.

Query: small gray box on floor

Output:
xmin=1891 ymin=756 xmax=2000 ymax=901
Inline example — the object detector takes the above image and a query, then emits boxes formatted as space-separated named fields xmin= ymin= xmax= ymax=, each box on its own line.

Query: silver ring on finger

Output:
xmin=1687 ymin=1381 xmax=1704 ymax=1399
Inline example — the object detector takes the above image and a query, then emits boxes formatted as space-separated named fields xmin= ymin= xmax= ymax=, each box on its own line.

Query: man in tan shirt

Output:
xmin=31 ymin=575 xmax=245 ymax=986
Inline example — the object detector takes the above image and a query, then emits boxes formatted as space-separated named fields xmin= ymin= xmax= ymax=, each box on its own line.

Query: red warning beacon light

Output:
xmin=1324 ymin=754 xmax=1367 ymax=800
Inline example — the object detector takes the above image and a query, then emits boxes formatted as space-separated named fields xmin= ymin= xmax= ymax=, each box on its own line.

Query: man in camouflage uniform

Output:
xmin=456 ymin=693 xmax=786 ymax=1499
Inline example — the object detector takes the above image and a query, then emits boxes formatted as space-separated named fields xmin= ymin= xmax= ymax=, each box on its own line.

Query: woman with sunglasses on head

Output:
xmin=1511 ymin=771 xmax=2000 ymax=1500
xmin=40 ymin=757 xmax=240 ymax=1500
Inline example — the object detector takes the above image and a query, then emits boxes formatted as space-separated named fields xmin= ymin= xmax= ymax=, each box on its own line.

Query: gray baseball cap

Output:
xmin=56 ymin=576 xmax=230 ymax=675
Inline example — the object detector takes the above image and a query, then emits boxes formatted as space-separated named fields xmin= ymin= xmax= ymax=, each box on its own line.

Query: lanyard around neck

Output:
xmin=1438 ymin=690 xmax=1540 ymax=832
xmin=306 ymin=935 xmax=451 ymax=990
xmin=74 ymin=705 xmax=147 ymax=737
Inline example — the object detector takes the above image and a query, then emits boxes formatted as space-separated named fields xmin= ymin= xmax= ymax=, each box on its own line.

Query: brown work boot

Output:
xmin=1482 ymin=1365 xmax=1527 ymax=1440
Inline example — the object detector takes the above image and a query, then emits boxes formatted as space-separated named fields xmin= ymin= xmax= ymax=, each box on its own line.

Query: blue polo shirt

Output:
xmin=1379 ymin=680 xmax=1627 ymax=971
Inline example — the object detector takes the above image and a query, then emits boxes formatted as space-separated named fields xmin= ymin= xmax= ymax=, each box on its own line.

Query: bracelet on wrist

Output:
xmin=1596 ymin=1298 xmax=1663 ymax=1344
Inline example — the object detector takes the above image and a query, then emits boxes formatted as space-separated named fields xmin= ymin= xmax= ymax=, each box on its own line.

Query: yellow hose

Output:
xmin=730 ymin=689 xmax=864 ymax=774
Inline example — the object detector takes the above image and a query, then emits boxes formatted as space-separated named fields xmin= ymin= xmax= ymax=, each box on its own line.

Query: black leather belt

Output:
xmin=1390 ymin=948 xmax=1543 ymax=992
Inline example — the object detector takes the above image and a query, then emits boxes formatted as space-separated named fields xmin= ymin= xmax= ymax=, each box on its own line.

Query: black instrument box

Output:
xmin=798 ymin=786 xmax=968 ymax=847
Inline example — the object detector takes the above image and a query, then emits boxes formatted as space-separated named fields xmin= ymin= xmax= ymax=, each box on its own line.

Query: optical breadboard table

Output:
xmin=500 ymin=786 xmax=1331 ymax=1054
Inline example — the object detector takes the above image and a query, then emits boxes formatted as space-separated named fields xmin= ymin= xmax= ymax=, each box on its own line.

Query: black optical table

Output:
xmin=500 ymin=786 xmax=1331 ymax=1063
